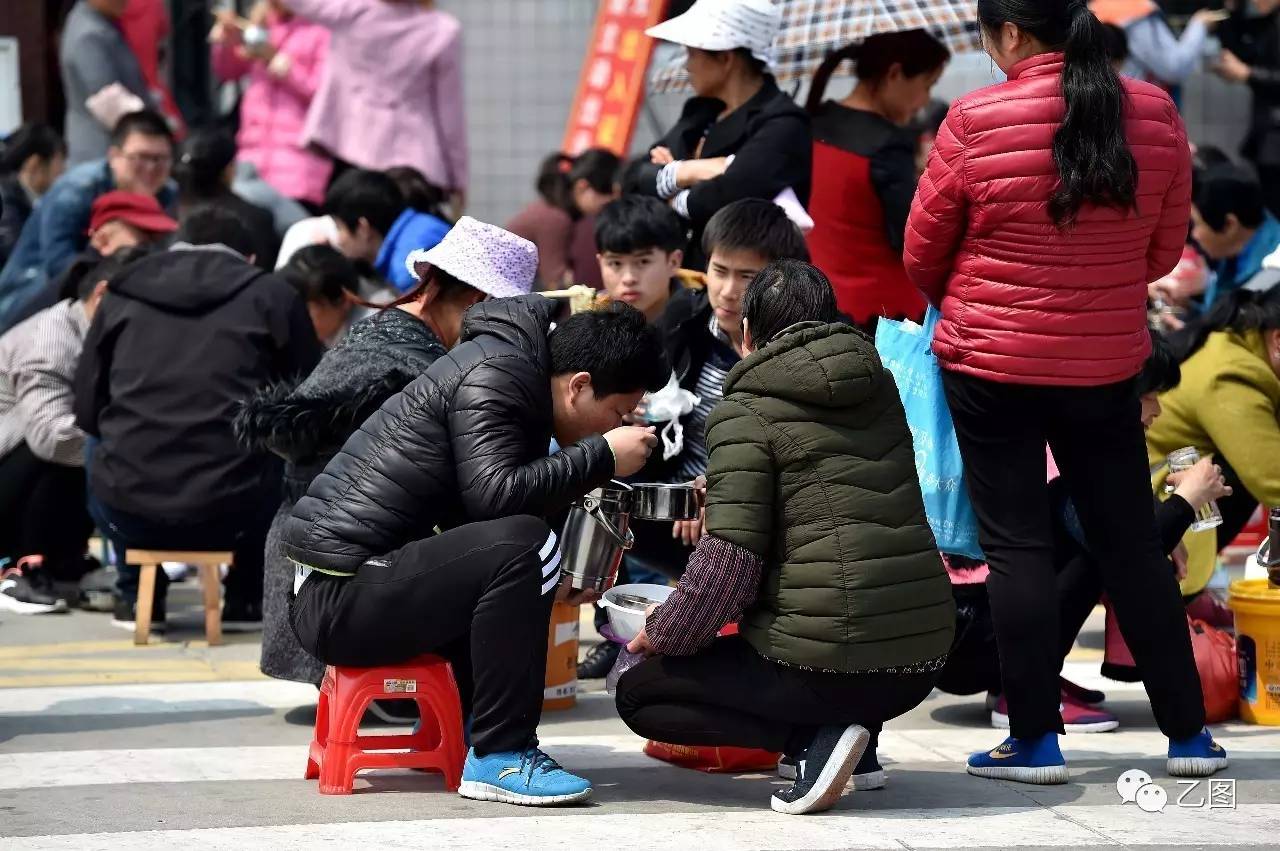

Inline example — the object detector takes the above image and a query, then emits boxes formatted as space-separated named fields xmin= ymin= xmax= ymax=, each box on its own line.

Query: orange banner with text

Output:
xmin=561 ymin=0 xmax=670 ymax=157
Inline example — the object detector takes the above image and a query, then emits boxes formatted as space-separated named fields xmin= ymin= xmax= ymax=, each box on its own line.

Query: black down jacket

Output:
xmin=282 ymin=294 xmax=616 ymax=574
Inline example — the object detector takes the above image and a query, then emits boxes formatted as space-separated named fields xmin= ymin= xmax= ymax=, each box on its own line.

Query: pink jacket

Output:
xmin=212 ymin=16 xmax=332 ymax=205
xmin=287 ymin=0 xmax=467 ymax=192
xmin=904 ymin=52 xmax=1191 ymax=387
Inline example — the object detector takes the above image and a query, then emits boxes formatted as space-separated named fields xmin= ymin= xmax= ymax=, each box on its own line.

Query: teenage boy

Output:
xmin=578 ymin=198 xmax=809 ymax=679
xmin=283 ymin=297 xmax=668 ymax=807
xmin=596 ymin=195 xmax=686 ymax=322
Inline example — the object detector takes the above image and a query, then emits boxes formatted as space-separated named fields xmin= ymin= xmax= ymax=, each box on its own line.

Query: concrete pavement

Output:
xmin=1 ymin=578 xmax=1277 ymax=849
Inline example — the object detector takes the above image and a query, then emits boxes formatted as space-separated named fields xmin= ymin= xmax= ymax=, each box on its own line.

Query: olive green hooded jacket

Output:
xmin=703 ymin=321 xmax=954 ymax=672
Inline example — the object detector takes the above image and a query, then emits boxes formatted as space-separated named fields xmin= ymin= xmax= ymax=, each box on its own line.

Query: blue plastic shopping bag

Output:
xmin=874 ymin=308 xmax=984 ymax=560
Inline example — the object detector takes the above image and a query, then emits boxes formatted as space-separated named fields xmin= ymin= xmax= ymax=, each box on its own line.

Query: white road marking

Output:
xmin=8 ymin=805 xmax=1280 ymax=850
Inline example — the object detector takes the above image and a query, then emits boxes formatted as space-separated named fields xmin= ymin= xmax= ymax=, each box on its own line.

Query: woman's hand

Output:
xmin=626 ymin=604 xmax=659 ymax=655
xmin=650 ymin=146 xmax=675 ymax=166
xmin=1169 ymin=458 xmax=1233 ymax=510
xmin=1214 ymin=50 xmax=1252 ymax=83
xmin=210 ymin=9 xmax=241 ymax=44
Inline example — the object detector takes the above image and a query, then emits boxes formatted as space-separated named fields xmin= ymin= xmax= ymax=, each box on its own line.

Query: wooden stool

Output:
xmin=126 ymin=550 xmax=233 ymax=646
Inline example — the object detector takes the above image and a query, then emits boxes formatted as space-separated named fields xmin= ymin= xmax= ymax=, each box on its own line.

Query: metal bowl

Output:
xmin=630 ymin=483 xmax=699 ymax=521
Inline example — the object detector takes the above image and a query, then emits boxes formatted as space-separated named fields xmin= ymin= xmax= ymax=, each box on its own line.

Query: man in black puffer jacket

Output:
xmin=284 ymin=295 xmax=666 ymax=807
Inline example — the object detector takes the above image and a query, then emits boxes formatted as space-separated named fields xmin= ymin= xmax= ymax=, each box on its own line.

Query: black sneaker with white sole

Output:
xmin=0 ymin=566 xmax=69 ymax=614
xmin=771 ymin=724 xmax=869 ymax=815
xmin=577 ymin=641 xmax=621 ymax=680
xmin=111 ymin=597 xmax=167 ymax=632
xmin=778 ymin=743 xmax=886 ymax=791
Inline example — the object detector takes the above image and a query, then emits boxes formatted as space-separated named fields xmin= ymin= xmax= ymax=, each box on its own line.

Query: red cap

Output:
xmin=88 ymin=191 xmax=179 ymax=235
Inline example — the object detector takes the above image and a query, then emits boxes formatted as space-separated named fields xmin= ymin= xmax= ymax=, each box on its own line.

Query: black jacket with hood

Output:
xmin=282 ymin=294 xmax=616 ymax=574
xmin=74 ymin=245 xmax=322 ymax=519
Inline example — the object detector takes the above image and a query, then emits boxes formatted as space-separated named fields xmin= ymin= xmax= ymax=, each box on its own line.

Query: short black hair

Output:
xmin=702 ymin=198 xmax=809 ymax=263
xmin=550 ymin=301 xmax=669 ymax=396
xmin=595 ymin=196 xmax=686 ymax=255
xmin=176 ymin=204 xmax=256 ymax=259
xmin=743 ymin=258 xmax=838 ymax=345
xmin=1136 ymin=329 xmax=1181 ymax=396
xmin=280 ymin=244 xmax=360 ymax=305
xmin=77 ymin=246 xmax=151 ymax=300
xmin=324 ymin=169 xmax=406 ymax=237
xmin=1 ymin=123 xmax=65 ymax=172
xmin=110 ymin=110 xmax=174 ymax=148
xmin=385 ymin=165 xmax=451 ymax=221
xmin=1193 ymin=163 xmax=1265 ymax=231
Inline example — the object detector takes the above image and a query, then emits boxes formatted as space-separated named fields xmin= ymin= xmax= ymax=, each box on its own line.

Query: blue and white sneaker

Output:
xmin=966 ymin=733 xmax=1068 ymax=785
xmin=1168 ymin=728 xmax=1229 ymax=777
xmin=459 ymin=743 xmax=592 ymax=806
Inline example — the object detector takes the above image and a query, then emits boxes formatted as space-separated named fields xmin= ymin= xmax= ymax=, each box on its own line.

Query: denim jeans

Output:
xmin=87 ymin=487 xmax=276 ymax=606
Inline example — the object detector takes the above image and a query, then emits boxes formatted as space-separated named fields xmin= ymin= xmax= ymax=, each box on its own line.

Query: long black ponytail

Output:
xmin=806 ymin=30 xmax=951 ymax=115
xmin=977 ymin=0 xmax=1137 ymax=227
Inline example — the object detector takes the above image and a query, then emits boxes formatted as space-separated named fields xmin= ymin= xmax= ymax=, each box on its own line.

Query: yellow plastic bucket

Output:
xmin=1228 ymin=578 xmax=1280 ymax=725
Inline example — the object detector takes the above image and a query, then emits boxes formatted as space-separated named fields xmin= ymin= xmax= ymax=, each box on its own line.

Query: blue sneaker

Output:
xmin=967 ymin=734 xmax=1068 ymax=785
xmin=1168 ymin=728 xmax=1229 ymax=777
xmin=459 ymin=743 xmax=592 ymax=806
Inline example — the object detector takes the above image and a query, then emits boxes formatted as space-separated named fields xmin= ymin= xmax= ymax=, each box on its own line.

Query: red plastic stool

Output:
xmin=305 ymin=654 xmax=466 ymax=794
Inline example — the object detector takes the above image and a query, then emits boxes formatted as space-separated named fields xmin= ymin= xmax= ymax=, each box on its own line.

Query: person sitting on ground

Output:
xmin=0 ymin=190 xmax=177 ymax=335
xmin=74 ymin=205 xmax=323 ymax=633
xmin=578 ymin=198 xmax=809 ymax=680
xmin=616 ymin=259 xmax=954 ymax=816
xmin=0 ymin=110 xmax=175 ymax=320
xmin=506 ymin=149 xmax=620 ymax=289
xmin=0 ymin=248 xmax=148 ymax=614
xmin=595 ymin=195 xmax=686 ymax=322
xmin=1149 ymin=287 xmax=1280 ymax=589
xmin=1190 ymin=163 xmax=1280 ymax=312
xmin=0 ymin=124 xmax=67 ymax=266
xmin=276 ymin=168 xmax=447 ymax=293
xmin=236 ymin=217 xmax=532 ymax=689
xmin=283 ymin=289 xmax=667 ymax=807
xmin=173 ymin=128 xmax=280 ymax=270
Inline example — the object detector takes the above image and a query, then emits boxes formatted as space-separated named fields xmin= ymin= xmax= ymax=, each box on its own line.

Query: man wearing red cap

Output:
xmin=0 ymin=191 xmax=176 ymax=336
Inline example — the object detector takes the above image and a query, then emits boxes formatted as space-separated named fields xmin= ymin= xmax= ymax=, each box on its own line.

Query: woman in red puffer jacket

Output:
xmin=904 ymin=0 xmax=1226 ymax=786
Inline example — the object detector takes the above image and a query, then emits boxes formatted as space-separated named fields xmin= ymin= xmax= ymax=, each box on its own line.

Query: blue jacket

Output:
xmin=373 ymin=208 xmax=450 ymax=293
xmin=0 ymin=160 xmax=176 ymax=322
xmin=1206 ymin=211 xmax=1280 ymax=310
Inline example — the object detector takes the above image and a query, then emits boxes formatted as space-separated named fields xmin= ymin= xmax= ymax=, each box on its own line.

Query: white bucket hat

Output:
xmin=645 ymin=0 xmax=782 ymax=69
xmin=404 ymin=217 xmax=537 ymax=299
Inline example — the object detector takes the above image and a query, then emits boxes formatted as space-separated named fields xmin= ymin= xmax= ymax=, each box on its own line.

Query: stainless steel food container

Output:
xmin=630 ymin=483 xmax=699 ymax=521
xmin=560 ymin=481 xmax=634 ymax=592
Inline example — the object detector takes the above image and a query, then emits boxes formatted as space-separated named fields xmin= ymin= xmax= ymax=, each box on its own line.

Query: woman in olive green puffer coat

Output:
xmin=616 ymin=259 xmax=954 ymax=815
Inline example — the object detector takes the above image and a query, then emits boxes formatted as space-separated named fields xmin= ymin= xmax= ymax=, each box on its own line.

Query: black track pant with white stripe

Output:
xmin=290 ymin=515 xmax=561 ymax=755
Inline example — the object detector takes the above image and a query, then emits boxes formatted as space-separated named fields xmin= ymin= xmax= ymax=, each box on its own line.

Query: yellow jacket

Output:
xmin=1147 ymin=329 xmax=1280 ymax=592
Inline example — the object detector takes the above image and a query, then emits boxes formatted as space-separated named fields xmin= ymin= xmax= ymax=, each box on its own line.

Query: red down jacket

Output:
xmin=903 ymin=52 xmax=1192 ymax=386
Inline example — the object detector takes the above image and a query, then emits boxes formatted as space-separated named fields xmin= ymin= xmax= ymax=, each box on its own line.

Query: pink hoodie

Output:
xmin=212 ymin=15 xmax=332 ymax=205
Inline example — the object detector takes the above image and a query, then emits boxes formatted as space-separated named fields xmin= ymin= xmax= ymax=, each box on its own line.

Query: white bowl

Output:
xmin=597 ymin=583 xmax=673 ymax=641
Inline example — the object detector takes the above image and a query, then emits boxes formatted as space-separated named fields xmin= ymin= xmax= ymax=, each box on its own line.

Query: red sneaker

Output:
xmin=991 ymin=692 xmax=1119 ymax=733
xmin=1058 ymin=676 xmax=1105 ymax=706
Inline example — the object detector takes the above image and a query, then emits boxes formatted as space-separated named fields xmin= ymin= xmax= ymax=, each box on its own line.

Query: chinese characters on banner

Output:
xmin=562 ymin=0 xmax=670 ymax=156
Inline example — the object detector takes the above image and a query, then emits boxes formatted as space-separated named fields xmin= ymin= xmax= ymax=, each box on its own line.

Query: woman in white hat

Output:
xmin=625 ymin=0 xmax=811 ymax=269
xmin=236 ymin=216 xmax=536 ymax=695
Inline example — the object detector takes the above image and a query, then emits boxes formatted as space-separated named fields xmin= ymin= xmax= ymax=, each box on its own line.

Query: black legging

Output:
xmin=0 ymin=442 xmax=93 ymax=579
xmin=290 ymin=515 xmax=560 ymax=756
xmin=615 ymin=635 xmax=937 ymax=757
xmin=943 ymin=371 xmax=1204 ymax=741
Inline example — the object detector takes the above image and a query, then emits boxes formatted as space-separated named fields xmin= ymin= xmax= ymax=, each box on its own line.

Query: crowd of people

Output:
xmin=0 ymin=0 xmax=1277 ymax=819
